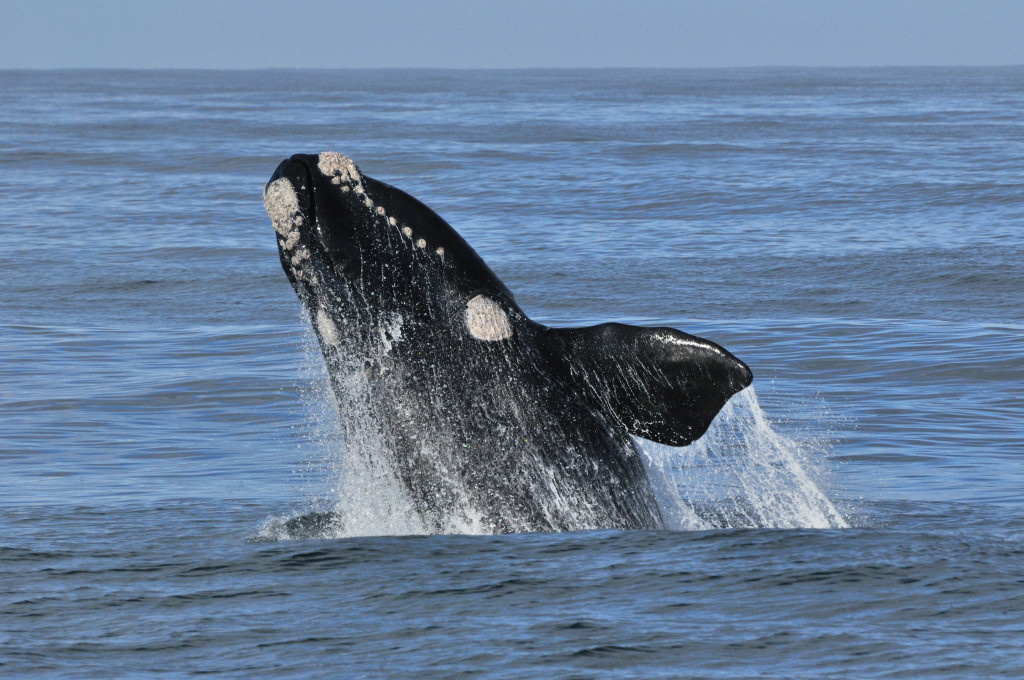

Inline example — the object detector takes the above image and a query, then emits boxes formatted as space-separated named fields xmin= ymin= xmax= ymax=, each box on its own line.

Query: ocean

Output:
xmin=1 ymin=68 xmax=1022 ymax=677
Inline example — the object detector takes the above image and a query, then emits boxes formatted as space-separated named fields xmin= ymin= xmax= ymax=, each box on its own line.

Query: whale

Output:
xmin=263 ymin=152 xmax=752 ymax=533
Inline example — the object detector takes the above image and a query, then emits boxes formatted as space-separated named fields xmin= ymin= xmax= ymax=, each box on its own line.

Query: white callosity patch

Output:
xmin=465 ymin=295 xmax=513 ymax=341
xmin=316 ymin=307 xmax=341 ymax=346
xmin=263 ymin=178 xmax=301 ymax=239
xmin=317 ymin=152 xmax=362 ymax=185
xmin=316 ymin=151 xmax=447 ymax=263
xmin=263 ymin=177 xmax=319 ymax=285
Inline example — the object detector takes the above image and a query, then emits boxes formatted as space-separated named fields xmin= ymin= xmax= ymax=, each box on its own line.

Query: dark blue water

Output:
xmin=1 ymin=68 xmax=1022 ymax=677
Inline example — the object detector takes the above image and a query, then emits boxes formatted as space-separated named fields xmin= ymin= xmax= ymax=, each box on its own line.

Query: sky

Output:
xmin=2 ymin=0 xmax=1023 ymax=69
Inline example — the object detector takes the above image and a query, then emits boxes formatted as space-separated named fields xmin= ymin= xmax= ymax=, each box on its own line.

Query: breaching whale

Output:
xmin=263 ymin=152 xmax=752 ymax=533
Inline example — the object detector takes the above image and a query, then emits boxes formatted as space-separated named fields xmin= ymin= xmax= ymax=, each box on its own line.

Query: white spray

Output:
xmin=641 ymin=386 xmax=848 ymax=530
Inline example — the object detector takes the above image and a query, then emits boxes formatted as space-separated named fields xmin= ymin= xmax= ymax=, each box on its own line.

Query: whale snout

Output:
xmin=264 ymin=152 xmax=376 ymax=287
xmin=266 ymin=155 xmax=318 ymax=239
xmin=267 ymin=152 xmax=383 ymax=260
xmin=263 ymin=156 xmax=322 ymax=285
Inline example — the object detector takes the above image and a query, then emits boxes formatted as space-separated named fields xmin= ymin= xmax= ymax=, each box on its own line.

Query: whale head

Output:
xmin=264 ymin=152 xmax=519 ymax=341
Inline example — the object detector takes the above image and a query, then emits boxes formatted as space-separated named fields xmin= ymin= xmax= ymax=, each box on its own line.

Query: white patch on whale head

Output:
xmin=465 ymin=295 xmax=513 ymax=341
xmin=316 ymin=308 xmax=340 ymax=346
xmin=263 ymin=177 xmax=300 ymax=237
xmin=317 ymin=152 xmax=361 ymax=184
xmin=283 ymin=230 xmax=301 ymax=250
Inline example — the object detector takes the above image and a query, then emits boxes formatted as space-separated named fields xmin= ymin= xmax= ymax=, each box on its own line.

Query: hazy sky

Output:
xmin=2 ymin=0 xmax=1022 ymax=69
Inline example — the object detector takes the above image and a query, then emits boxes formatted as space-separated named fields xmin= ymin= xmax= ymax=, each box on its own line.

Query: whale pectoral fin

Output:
xmin=550 ymin=323 xmax=753 ymax=447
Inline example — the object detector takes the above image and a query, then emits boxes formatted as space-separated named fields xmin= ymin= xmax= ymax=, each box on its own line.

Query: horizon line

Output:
xmin=3 ymin=64 xmax=1024 ymax=73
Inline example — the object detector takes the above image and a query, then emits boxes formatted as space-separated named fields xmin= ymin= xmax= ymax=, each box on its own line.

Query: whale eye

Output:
xmin=465 ymin=295 xmax=513 ymax=341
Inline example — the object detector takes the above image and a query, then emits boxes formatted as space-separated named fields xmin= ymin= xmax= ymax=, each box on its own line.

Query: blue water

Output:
xmin=1 ymin=68 xmax=1022 ymax=677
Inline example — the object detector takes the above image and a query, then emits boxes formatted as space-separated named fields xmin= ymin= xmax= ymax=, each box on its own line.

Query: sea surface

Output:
xmin=1 ymin=68 xmax=1022 ymax=677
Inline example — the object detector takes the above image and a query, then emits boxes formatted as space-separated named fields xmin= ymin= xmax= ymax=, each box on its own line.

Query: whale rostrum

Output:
xmin=264 ymin=152 xmax=753 ymax=533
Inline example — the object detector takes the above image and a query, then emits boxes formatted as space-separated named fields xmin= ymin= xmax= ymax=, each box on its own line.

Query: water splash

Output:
xmin=641 ymin=387 xmax=849 ymax=530
xmin=253 ymin=321 xmax=426 ymax=542
xmin=297 ymin=321 xmax=429 ymax=538
xmin=257 ymin=345 xmax=848 ymax=540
